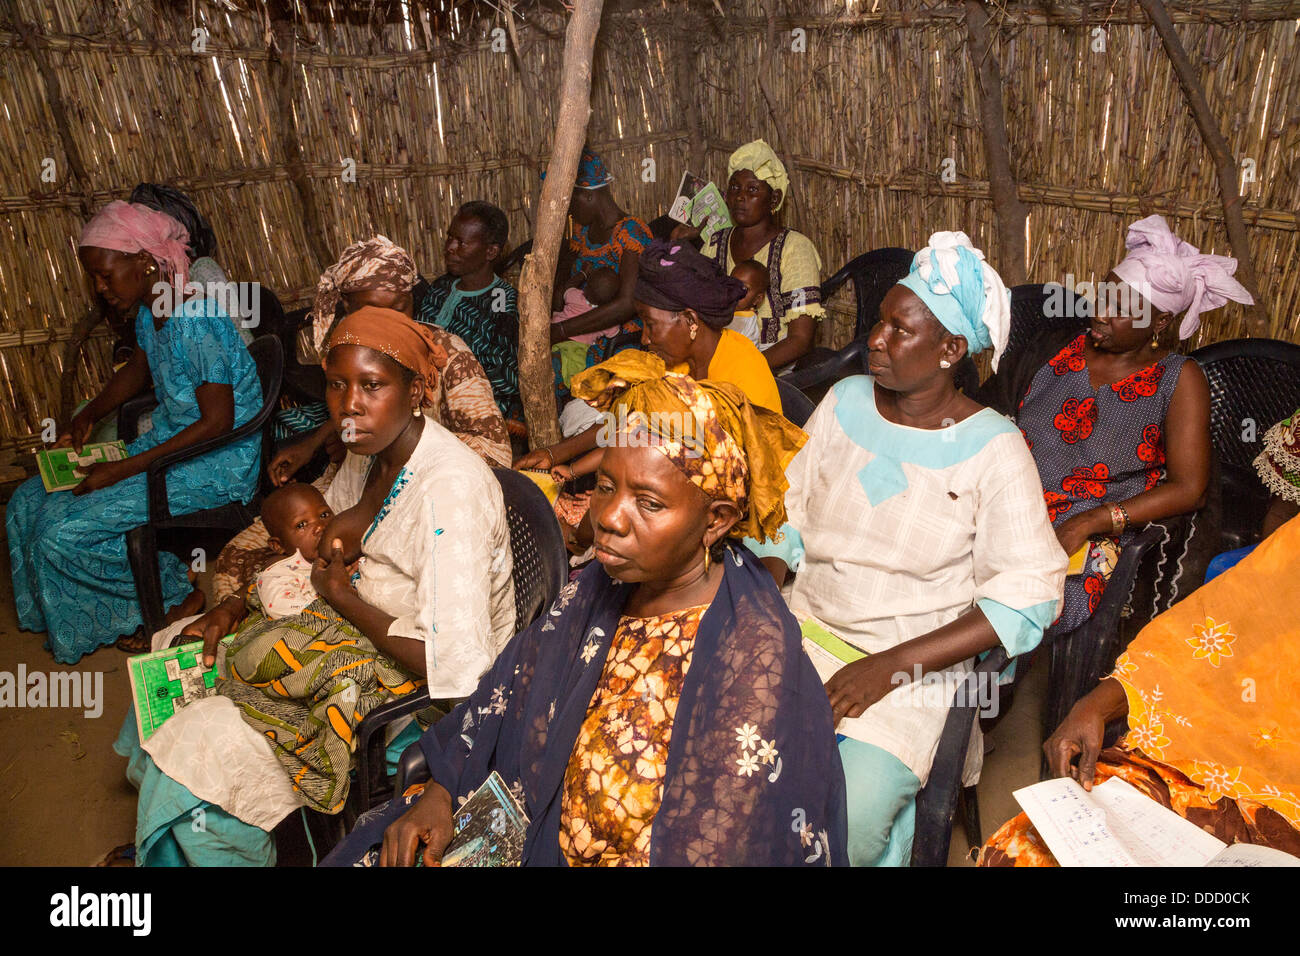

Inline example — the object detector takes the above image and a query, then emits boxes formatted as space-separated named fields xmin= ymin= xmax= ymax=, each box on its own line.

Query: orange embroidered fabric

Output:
xmin=980 ymin=515 xmax=1300 ymax=866
xmin=559 ymin=604 xmax=707 ymax=866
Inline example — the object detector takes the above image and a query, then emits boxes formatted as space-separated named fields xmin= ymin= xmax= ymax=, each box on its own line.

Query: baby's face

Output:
xmin=732 ymin=267 xmax=768 ymax=311
xmin=265 ymin=489 xmax=335 ymax=562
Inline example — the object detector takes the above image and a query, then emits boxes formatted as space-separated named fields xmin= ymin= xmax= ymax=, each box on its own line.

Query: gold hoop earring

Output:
xmin=702 ymin=542 xmax=711 ymax=573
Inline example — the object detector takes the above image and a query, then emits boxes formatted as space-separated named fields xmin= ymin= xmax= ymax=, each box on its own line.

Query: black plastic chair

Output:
xmin=1189 ymin=337 xmax=1300 ymax=551
xmin=352 ymin=466 xmax=569 ymax=813
xmin=496 ymin=241 xmax=532 ymax=277
xmin=781 ymin=248 xmax=915 ymax=401
xmin=911 ymin=646 xmax=1010 ymax=867
xmin=122 ymin=335 xmax=284 ymax=638
xmin=1003 ymin=283 xmax=1091 ymax=371
xmin=775 ymin=378 xmax=816 ymax=428
xmin=1039 ymin=523 xmax=1174 ymax=762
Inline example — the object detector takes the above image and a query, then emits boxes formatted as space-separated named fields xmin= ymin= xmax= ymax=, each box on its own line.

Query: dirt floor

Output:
xmin=0 ymin=491 xmax=1046 ymax=867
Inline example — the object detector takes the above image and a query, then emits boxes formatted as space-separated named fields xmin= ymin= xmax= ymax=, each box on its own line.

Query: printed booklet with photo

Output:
xmin=668 ymin=171 xmax=732 ymax=248
xmin=128 ymin=637 xmax=233 ymax=741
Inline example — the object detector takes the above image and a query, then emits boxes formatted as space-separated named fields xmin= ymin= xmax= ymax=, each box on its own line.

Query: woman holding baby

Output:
xmin=113 ymin=308 xmax=517 ymax=866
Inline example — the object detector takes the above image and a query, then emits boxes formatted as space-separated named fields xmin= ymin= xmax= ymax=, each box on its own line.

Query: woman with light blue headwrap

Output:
xmin=746 ymin=231 xmax=1067 ymax=866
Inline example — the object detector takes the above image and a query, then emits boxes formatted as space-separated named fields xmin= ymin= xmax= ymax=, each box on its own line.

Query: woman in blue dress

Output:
xmin=6 ymin=200 xmax=262 ymax=663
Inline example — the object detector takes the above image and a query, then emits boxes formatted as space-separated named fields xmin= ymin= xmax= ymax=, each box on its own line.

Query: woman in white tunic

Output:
xmin=748 ymin=233 xmax=1066 ymax=866
xmin=113 ymin=308 xmax=516 ymax=866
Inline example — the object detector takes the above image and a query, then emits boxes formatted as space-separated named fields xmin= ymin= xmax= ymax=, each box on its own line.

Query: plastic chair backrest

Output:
xmin=245 ymin=284 xmax=287 ymax=343
xmin=1190 ymin=337 xmax=1300 ymax=474
xmin=246 ymin=336 xmax=285 ymax=498
xmin=820 ymin=248 xmax=915 ymax=341
xmin=775 ymin=378 xmax=816 ymax=428
xmin=1004 ymin=283 xmax=1090 ymax=366
xmin=492 ymin=467 xmax=569 ymax=630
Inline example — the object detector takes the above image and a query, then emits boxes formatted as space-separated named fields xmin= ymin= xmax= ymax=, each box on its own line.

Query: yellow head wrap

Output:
xmin=570 ymin=350 xmax=806 ymax=543
xmin=727 ymin=139 xmax=790 ymax=212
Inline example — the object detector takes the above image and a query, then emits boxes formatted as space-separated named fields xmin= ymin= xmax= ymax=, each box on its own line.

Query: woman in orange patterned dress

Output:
xmin=325 ymin=349 xmax=848 ymax=867
xmin=979 ymin=512 xmax=1300 ymax=865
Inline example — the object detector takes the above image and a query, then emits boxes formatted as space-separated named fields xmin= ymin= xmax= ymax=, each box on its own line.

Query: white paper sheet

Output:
xmin=1013 ymin=776 xmax=1227 ymax=867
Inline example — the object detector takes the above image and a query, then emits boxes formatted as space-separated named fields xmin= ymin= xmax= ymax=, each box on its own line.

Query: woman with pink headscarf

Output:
xmin=982 ymin=215 xmax=1252 ymax=652
xmin=6 ymin=201 xmax=263 ymax=662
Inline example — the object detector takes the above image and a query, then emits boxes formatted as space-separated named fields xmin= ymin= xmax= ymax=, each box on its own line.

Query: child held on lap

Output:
xmin=255 ymin=482 xmax=335 ymax=619
xmin=727 ymin=259 xmax=769 ymax=346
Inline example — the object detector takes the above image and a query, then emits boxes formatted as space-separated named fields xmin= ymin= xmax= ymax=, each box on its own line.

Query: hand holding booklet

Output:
xmin=1013 ymin=776 xmax=1300 ymax=867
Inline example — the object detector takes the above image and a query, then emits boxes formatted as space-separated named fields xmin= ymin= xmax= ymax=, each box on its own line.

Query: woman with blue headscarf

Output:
xmin=747 ymin=232 xmax=1068 ymax=866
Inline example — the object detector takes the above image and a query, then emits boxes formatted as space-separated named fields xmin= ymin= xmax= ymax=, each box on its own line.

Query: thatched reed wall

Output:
xmin=1 ymin=0 xmax=1297 ymax=453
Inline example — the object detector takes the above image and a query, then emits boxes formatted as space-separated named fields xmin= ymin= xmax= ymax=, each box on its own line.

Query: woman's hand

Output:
xmin=322 ymin=428 xmax=347 ymax=464
xmin=268 ymin=440 xmax=315 ymax=487
xmin=550 ymin=463 xmax=576 ymax=482
xmin=73 ymin=458 xmax=133 ymax=496
xmin=825 ymin=649 xmax=906 ymax=724
xmin=1043 ymin=697 xmax=1108 ymax=790
xmin=311 ymin=537 xmax=353 ymax=603
xmin=181 ymin=597 xmax=245 ymax=667
xmin=1055 ymin=509 xmax=1106 ymax=560
xmin=54 ymin=412 xmax=95 ymax=450
xmin=514 ymin=447 xmax=556 ymax=471
xmin=380 ymin=782 xmax=455 ymax=867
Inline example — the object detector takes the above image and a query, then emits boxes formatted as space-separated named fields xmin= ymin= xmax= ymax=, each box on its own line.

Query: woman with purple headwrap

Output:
xmin=517 ymin=240 xmax=783 ymax=548
xmin=6 ymin=201 xmax=262 ymax=662
xmin=982 ymin=214 xmax=1252 ymax=638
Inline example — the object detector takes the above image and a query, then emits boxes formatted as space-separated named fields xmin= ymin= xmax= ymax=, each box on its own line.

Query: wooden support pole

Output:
xmin=268 ymin=21 xmax=334 ymax=274
xmin=517 ymin=0 xmax=605 ymax=450
xmin=1136 ymin=0 xmax=1268 ymax=336
xmin=965 ymin=0 xmax=1028 ymax=287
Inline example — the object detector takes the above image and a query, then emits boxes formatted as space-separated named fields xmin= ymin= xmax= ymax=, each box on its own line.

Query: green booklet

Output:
xmin=668 ymin=171 xmax=733 ymax=248
xmin=35 ymin=441 xmax=128 ymax=492
xmin=800 ymin=618 xmax=866 ymax=684
xmin=128 ymin=637 xmax=233 ymax=741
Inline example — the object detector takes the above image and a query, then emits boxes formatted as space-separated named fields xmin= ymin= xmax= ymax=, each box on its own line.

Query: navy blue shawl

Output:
xmin=421 ymin=542 xmax=848 ymax=866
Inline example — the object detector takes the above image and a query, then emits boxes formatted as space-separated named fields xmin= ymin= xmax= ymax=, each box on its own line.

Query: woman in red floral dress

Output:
xmin=992 ymin=215 xmax=1253 ymax=632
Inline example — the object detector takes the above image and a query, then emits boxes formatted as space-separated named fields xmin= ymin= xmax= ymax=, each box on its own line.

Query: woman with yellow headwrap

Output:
xmin=687 ymin=139 xmax=826 ymax=371
xmin=324 ymin=350 xmax=849 ymax=867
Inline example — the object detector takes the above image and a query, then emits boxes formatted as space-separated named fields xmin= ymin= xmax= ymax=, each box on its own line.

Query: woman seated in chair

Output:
xmin=548 ymin=148 xmax=653 ymax=367
xmin=322 ymin=350 xmax=847 ymax=867
xmin=981 ymin=215 xmax=1252 ymax=632
xmin=288 ymin=234 xmax=511 ymax=465
xmin=7 ymin=201 xmax=262 ymax=662
xmin=211 ymin=237 xmax=513 ymax=606
xmin=416 ymin=202 xmax=523 ymax=421
xmin=515 ymin=239 xmax=782 ymax=545
xmin=112 ymin=308 xmax=517 ymax=867
xmin=677 ymin=139 xmax=826 ymax=371
xmin=980 ymin=509 xmax=1300 ymax=866
xmin=745 ymin=232 xmax=1068 ymax=867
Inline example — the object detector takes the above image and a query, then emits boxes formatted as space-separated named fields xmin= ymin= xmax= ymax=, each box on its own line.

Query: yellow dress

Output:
xmin=559 ymin=604 xmax=707 ymax=866
xmin=670 ymin=328 xmax=783 ymax=415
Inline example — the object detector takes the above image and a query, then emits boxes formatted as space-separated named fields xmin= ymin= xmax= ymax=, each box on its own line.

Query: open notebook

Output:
xmin=1014 ymin=776 xmax=1300 ymax=867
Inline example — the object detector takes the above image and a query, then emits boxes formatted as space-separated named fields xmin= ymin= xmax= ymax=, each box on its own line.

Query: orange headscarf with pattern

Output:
xmin=569 ymin=350 xmax=806 ymax=543
xmin=323 ymin=306 xmax=448 ymax=408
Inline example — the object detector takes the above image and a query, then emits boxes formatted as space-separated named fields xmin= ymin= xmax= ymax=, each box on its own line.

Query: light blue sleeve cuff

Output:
xmin=977 ymin=597 xmax=1058 ymax=659
xmin=742 ymin=522 xmax=805 ymax=574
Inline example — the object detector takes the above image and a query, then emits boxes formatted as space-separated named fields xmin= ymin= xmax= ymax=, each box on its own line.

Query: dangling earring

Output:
xmin=412 ymin=405 xmax=422 ymax=418
xmin=702 ymin=542 xmax=711 ymax=573
xmin=145 ymin=264 xmax=156 ymax=275
xmin=939 ymin=359 xmax=951 ymax=369
xmin=689 ymin=322 xmax=698 ymax=342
